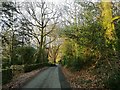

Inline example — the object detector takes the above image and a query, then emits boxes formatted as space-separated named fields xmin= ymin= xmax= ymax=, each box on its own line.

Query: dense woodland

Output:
xmin=1 ymin=0 xmax=120 ymax=89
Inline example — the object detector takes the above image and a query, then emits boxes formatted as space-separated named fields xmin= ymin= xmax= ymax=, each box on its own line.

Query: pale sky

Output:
xmin=5 ymin=0 xmax=99 ymax=4
xmin=3 ymin=0 xmax=117 ymax=3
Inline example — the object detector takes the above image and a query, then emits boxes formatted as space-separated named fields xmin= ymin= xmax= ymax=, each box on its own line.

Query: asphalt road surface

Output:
xmin=21 ymin=65 xmax=70 ymax=89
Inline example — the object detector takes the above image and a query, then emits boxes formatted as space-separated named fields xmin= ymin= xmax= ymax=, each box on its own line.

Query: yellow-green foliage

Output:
xmin=101 ymin=0 xmax=116 ymax=45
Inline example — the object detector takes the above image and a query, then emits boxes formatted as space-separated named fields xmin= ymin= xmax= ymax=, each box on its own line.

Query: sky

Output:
xmin=2 ymin=0 xmax=119 ymax=3
xmin=3 ymin=0 xmax=99 ymax=4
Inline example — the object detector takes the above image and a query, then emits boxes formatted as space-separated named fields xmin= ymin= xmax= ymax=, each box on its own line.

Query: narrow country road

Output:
xmin=21 ymin=65 xmax=70 ymax=89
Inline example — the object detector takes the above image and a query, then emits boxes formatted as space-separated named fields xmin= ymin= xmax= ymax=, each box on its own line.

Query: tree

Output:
xmin=48 ymin=43 xmax=61 ymax=64
xmin=100 ymin=0 xmax=119 ymax=50
xmin=1 ymin=1 xmax=21 ymax=65
xmin=1 ymin=1 xmax=33 ymax=66
xmin=59 ymin=1 xmax=108 ymax=69
xmin=18 ymin=1 xmax=60 ymax=63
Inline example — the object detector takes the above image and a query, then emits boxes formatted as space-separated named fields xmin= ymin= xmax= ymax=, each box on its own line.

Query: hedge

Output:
xmin=2 ymin=57 xmax=11 ymax=69
xmin=2 ymin=69 xmax=13 ymax=85
xmin=23 ymin=62 xmax=55 ymax=72
xmin=23 ymin=63 xmax=44 ymax=72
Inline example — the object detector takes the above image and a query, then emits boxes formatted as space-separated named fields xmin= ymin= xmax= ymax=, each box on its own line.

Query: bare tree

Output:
xmin=18 ymin=1 xmax=60 ymax=63
xmin=48 ymin=42 xmax=61 ymax=64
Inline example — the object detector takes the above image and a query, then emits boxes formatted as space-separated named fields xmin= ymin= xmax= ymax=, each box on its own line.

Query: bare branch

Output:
xmin=44 ymin=37 xmax=56 ymax=47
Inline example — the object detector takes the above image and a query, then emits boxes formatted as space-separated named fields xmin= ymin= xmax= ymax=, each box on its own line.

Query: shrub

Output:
xmin=2 ymin=69 xmax=13 ymax=85
xmin=10 ymin=65 xmax=24 ymax=76
xmin=71 ymin=57 xmax=85 ymax=71
xmin=105 ymin=70 xmax=120 ymax=90
xmin=2 ymin=57 xmax=11 ymax=69
xmin=16 ymin=46 xmax=36 ymax=65
xmin=61 ymin=56 xmax=68 ymax=66
xmin=61 ymin=54 xmax=94 ymax=71
xmin=24 ymin=63 xmax=44 ymax=72
xmin=62 ymin=56 xmax=74 ymax=67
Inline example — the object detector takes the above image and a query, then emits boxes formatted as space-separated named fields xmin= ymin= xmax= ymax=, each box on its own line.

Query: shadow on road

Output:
xmin=58 ymin=65 xmax=72 ymax=89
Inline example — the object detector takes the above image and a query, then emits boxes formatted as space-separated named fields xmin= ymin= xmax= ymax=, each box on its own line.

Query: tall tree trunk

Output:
xmin=101 ymin=0 xmax=116 ymax=49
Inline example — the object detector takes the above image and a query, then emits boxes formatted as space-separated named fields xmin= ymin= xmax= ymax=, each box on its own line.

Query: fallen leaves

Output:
xmin=62 ymin=66 xmax=104 ymax=88
xmin=62 ymin=58 xmax=120 ymax=89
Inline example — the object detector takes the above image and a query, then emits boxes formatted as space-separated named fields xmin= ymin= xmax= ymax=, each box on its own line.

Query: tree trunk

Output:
xmin=101 ymin=0 xmax=116 ymax=49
